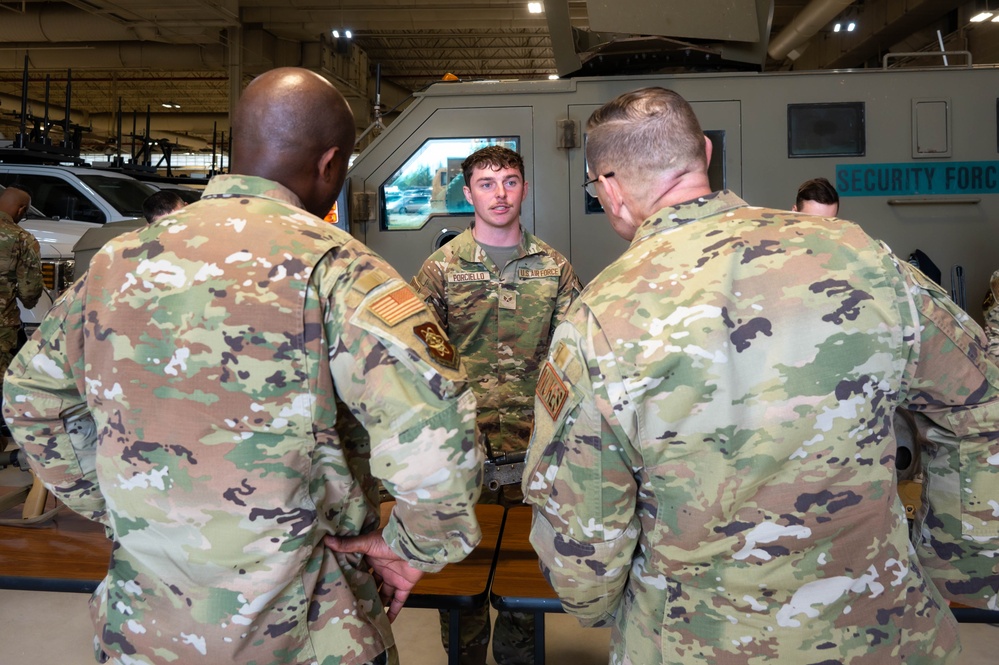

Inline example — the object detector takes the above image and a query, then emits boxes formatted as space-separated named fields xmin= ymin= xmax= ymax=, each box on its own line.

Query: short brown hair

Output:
xmin=585 ymin=87 xmax=706 ymax=181
xmin=795 ymin=177 xmax=839 ymax=210
xmin=461 ymin=145 xmax=524 ymax=185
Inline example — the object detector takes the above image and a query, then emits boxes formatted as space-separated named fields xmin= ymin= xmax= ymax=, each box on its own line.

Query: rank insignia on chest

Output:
xmin=368 ymin=284 xmax=424 ymax=326
xmin=536 ymin=361 xmax=568 ymax=420
xmin=499 ymin=291 xmax=517 ymax=310
xmin=414 ymin=322 xmax=460 ymax=369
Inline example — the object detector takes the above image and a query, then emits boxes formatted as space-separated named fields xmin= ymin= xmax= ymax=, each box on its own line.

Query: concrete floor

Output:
xmin=1 ymin=588 xmax=998 ymax=664
xmin=1 ymin=461 xmax=997 ymax=664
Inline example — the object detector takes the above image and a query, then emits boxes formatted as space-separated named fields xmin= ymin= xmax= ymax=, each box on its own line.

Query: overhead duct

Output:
xmin=768 ymin=0 xmax=856 ymax=61
xmin=0 ymin=95 xmax=216 ymax=151
xmin=0 ymin=91 xmax=88 ymax=127
xmin=0 ymin=6 xmax=223 ymax=45
xmin=89 ymin=113 xmax=228 ymax=134
xmin=0 ymin=44 xmax=225 ymax=72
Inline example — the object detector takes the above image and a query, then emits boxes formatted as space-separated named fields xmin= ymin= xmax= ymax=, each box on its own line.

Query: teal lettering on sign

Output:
xmin=836 ymin=161 xmax=999 ymax=197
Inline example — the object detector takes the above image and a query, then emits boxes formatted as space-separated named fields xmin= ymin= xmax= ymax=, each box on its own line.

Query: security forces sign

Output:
xmin=836 ymin=161 xmax=999 ymax=197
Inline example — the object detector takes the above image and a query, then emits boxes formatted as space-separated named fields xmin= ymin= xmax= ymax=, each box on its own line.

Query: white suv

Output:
xmin=0 ymin=184 xmax=85 ymax=330
xmin=0 ymin=164 xmax=153 ymax=331
xmin=0 ymin=163 xmax=155 ymax=225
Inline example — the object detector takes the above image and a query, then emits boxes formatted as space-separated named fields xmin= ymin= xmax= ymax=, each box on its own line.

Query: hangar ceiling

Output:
xmin=0 ymin=0 xmax=994 ymax=156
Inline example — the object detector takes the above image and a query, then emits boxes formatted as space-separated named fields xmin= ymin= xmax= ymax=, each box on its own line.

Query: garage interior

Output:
xmin=2 ymin=3 xmax=999 ymax=664
xmin=1 ymin=0 xmax=998 ymax=167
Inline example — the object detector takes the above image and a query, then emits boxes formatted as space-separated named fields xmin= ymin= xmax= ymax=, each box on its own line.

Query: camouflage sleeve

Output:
xmin=16 ymin=232 xmax=42 ymax=310
xmin=2 ymin=277 xmax=105 ymax=523
xmin=324 ymin=248 xmax=483 ymax=572
xmin=410 ymin=258 xmax=448 ymax=332
xmin=984 ymin=269 xmax=999 ymax=360
xmin=522 ymin=305 xmax=640 ymax=626
xmin=549 ymin=256 xmax=582 ymax=345
xmin=897 ymin=260 xmax=999 ymax=609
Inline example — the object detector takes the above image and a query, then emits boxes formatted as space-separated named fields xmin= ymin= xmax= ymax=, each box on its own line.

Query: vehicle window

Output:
xmin=787 ymin=102 xmax=866 ymax=158
xmin=381 ymin=136 xmax=519 ymax=230
xmin=78 ymin=173 xmax=157 ymax=218
xmin=0 ymin=173 xmax=107 ymax=224
xmin=164 ymin=187 xmax=202 ymax=204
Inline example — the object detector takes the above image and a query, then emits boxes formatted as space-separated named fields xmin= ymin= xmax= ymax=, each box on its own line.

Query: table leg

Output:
xmin=448 ymin=609 xmax=461 ymax=665
xmin=533 ymin=613 xmax=545 ymax=665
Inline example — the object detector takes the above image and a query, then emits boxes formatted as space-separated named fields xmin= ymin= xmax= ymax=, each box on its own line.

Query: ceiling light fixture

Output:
xmin=331 ymin=1 xmax=352 ymax=53
xmin=971 ymin=11 xmax=993 ymax=22
xmin=833 ymin=23 xmax=841 ymax=32
xmin=527 ymin=2 xmax=543 ymax=14
xmin=161 ymin=102 xmax=180 ymax=109
xmin=847 ymin=21 xmax=856 ymax=32
xmin=548 ymin=74 xmax=559 ymax=80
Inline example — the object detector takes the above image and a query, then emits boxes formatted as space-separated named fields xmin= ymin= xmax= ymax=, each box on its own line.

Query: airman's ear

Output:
xmin=318 ymin=145 xmax=341 ymax=183
xmin=600 ymin=173 xmax=625 ymax=217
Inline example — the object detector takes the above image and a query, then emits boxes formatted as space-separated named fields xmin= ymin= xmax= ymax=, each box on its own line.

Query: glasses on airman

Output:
xmin=582 ymin=172 xmax=615 ymax=198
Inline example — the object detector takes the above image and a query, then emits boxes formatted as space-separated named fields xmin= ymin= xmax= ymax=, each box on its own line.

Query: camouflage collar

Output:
xmin=0 ymin=211 xmax=14 ymax=227
xmin=632 ymin=190 xmax=749 ymax=245
xmin=202 ymin=174 xmax=306 ymax=209
xmin=459 ymin=224 xmax=544 ymax=265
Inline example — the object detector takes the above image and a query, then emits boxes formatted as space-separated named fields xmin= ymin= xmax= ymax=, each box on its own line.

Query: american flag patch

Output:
xmin=368 ymin=285 xmax=424 ymax=326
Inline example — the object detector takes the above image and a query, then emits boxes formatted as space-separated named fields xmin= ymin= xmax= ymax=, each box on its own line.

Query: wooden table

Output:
xmin=379 ymin=501 xmax=505 ymax=609
xmin=490 ymin=504 xmax=562 ymax=664
xmin=379 ymin=501 xmax=505 ymax=664
xmin=0 ymin=501 xmax=111 ymax=593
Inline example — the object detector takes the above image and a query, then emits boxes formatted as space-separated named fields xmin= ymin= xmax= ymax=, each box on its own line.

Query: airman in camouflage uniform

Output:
xmin=524 ymin=87 xmax=999 ymax=665
xmin=412 ymin=146 xmax=580 ymax=664
xmin=983 ymin=270 xmax=999 ymax=358
xmin=0 ymin=184 xmax=42 ymax=380
xmin=3 ymin=68 xmax=483 ymax=665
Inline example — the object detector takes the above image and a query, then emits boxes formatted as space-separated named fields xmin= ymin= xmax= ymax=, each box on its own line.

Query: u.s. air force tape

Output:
xmin=414 ymin=321 xmax=460 ymax=369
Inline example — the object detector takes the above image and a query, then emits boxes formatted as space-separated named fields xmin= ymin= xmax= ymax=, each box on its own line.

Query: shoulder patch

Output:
xmin=367 ymin=284 xmax=424 ymax=326
xmin=552 ymin=339 xmax=572 ymax=370
xmin=353 ymin=268 xmax=391 ymax=294
xmin=536 ymin=362 xmax=569 ymax=420
xmin=414 ymin=322 xmax=460 ymax=369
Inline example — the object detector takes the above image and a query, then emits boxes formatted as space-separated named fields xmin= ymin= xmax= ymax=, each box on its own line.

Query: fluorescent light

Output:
xmin=345 ymin=29 xmax=352 ymax=39
xmin=993 ymin=14 xmax=999 ymax=22
xmin=970 ymin=11 xmax=993 ymax=22
xmin=528 ymin=2 xmax=543 ymax=13
xmin=548 ymin=74 xmax=559 ymax=80
xmin=847 ymin=21 xmax=856 ymax=32
xmin=833 ymin=23 xmax=841 ymax=32
xmin=332 ymin=29 xmax=340 ymax=38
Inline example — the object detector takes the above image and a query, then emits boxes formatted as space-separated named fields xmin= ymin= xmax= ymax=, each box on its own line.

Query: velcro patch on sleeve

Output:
xmin=536 ymin=361 xmax=569 ymax=420
xmin=367 ymin=284 xmax=425 ymax=326
xmin=353 ymin=268 xmax=390 ymax=294
xmin=414 ymin=321 xmax=460 ymax=369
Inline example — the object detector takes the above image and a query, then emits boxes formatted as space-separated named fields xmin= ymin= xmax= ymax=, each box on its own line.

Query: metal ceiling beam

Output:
xmin=823 ymin=0 xmax=966 ymax=69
